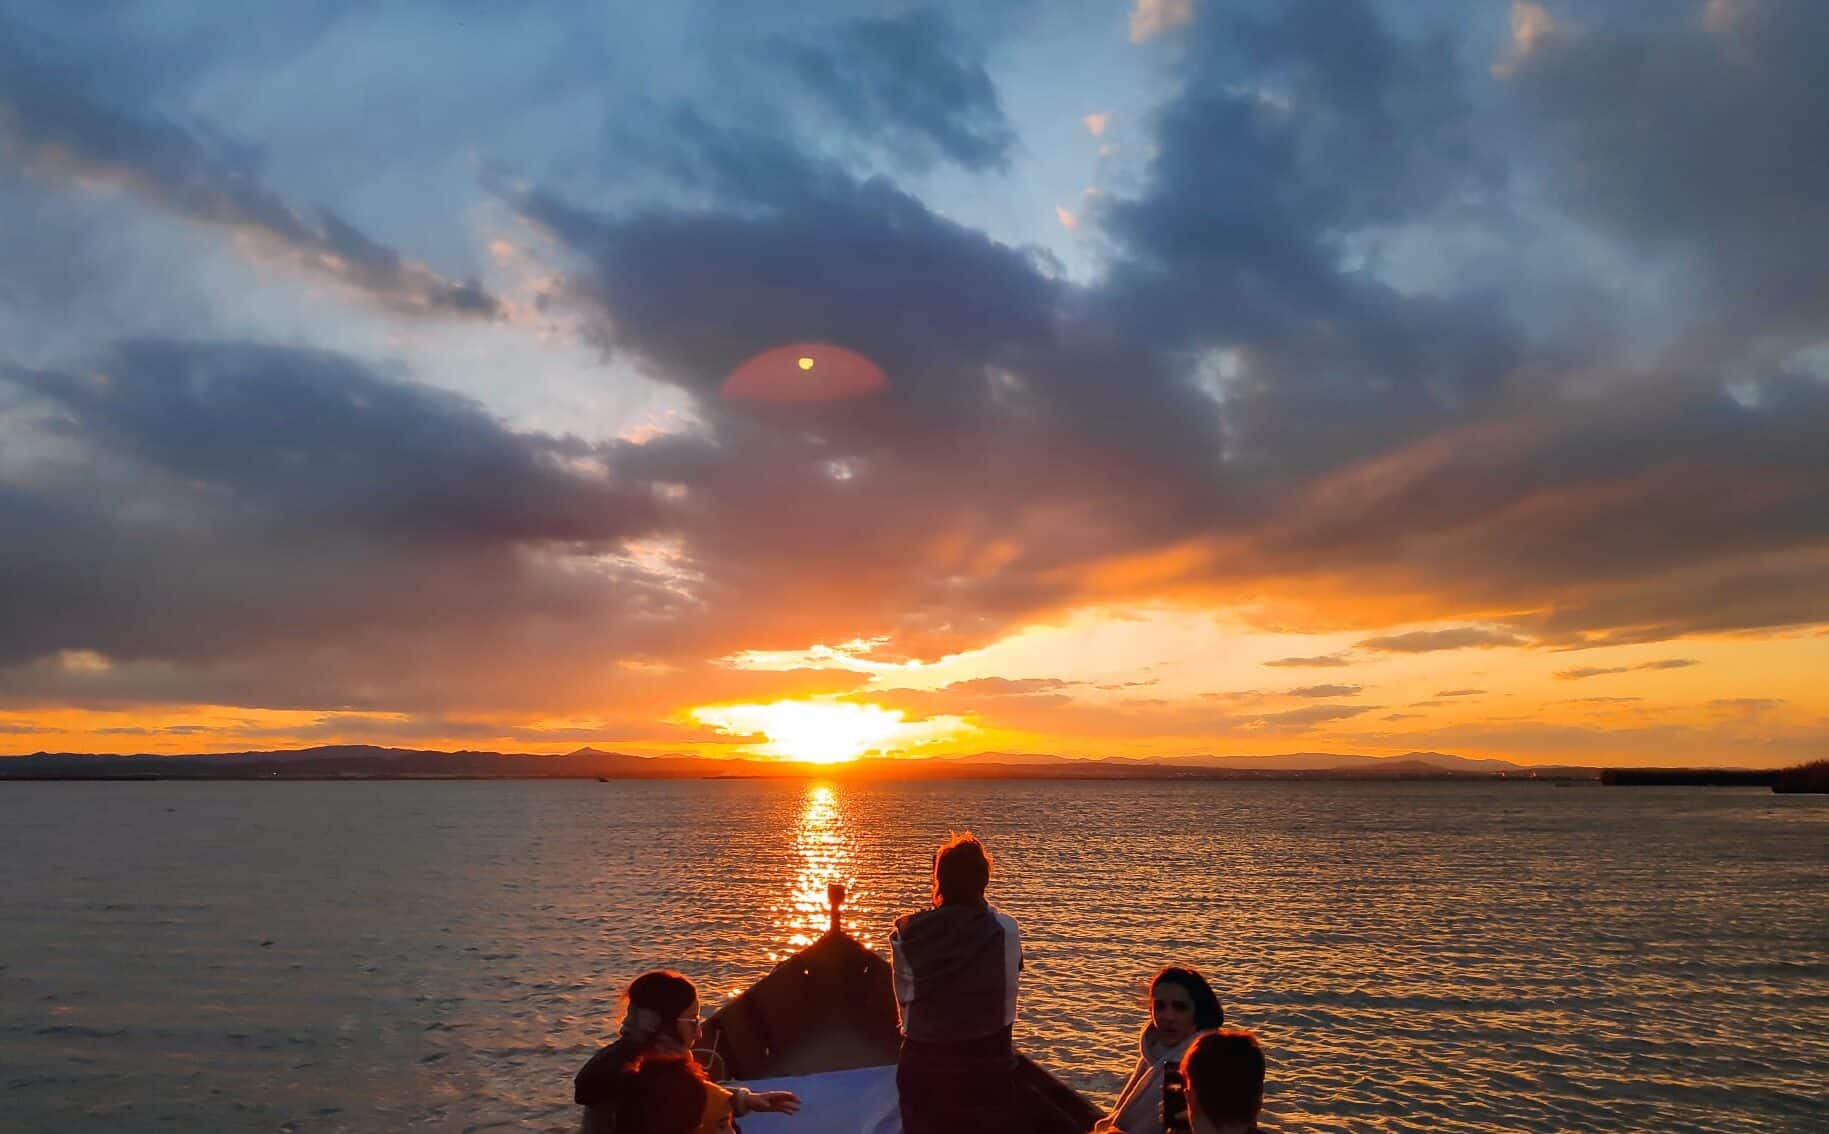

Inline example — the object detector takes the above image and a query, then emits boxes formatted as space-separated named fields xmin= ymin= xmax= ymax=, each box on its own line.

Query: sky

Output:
xmin=2 ymin=0 xmax=1827 ymax=767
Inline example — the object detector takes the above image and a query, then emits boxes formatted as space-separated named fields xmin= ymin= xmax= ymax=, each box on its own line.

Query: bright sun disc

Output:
xmin=691 ymin=700 xmax=954 ymax=764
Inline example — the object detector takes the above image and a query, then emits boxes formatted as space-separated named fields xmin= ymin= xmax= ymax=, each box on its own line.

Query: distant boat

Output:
xmin=697 ymin=885 xmax=1100 ymax=1133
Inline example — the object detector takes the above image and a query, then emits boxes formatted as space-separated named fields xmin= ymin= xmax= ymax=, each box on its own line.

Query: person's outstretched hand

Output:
xmin=751 ymin=1090 xmax=801 ymax=1115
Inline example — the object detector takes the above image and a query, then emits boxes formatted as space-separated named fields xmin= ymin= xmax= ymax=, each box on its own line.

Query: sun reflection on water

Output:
xmin=767 ymin=782 xmax=870 ymax=959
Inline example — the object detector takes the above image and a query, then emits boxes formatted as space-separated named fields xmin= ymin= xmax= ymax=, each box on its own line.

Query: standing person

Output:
xmin=573 ymin=969 xmax=799 ymax=1134
xmin=1093 ymin=965 xmax=1225 ymax=1134
xmin=1181 ymin=1029 xmax=1266 ymax=1134
xmin=889 ymin=832 xmax=1023 ymax=1134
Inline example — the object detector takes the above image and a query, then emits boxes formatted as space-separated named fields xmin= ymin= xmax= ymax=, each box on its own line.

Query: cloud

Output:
xmin=1706 ymin=697 xmax=1783 ymax=714
xmin=1511 ymin=2 xmax=1829 ymax=347
xmin=6 ymin=1 xmax=1829 ymax=751
xmin=1357 ymin=627 xmax=1526 ymax=653
xmin=0 ymin=339 xmax=689 ymax=711
xmin=1055 ymin=206 xmax=1079 ymax=231
xmin=1130 ymin=0 xmax=1194 ymax=44
xmin=1556 ymin=658 xmax=1702 ymax=680
xmin=1251 ymin=703 xmax=1372 ymax=729
xmin=0 ymin=41 xmax=499 ymax=321
xmin=781 ymin=9 xmax=1015 ymax=172
xmin=495 ymin=3 xmax=1829 ymax=667
xmin=1286 ymin=683 xmax=1361 ymax=698
xmin=940 ymin=677 xmax=1076 ymax=696
xmin=1555 ymin=667 xmax=1627 ymax=680
xmin=1083 ymin=112 xmax=1110 ymax=138
xmin=1492 ymin=2 xmax=1558 ymax=78
xmin=1435 ymin=688 xmax=1486 ymax=697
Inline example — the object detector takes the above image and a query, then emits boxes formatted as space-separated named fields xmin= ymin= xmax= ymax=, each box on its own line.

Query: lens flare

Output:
xmin=722 ymin=343 xmax=887 ymax=403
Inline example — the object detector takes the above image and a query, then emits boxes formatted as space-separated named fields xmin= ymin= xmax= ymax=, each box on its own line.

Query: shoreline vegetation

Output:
xmin=0 ymin=746 xmax=1820 ymax=790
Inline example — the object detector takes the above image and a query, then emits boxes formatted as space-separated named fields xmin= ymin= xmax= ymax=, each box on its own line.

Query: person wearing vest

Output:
xmin=889 ymin=832 xmax=1022 ymax=1134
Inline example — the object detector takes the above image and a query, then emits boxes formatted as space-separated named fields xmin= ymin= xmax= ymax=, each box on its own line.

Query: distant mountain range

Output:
xmin=0 ymin=744 xmax=1602 ymax=781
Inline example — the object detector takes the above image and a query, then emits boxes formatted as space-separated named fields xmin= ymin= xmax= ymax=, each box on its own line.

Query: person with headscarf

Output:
xmin=574 ymin=969 xmax=799 ymax=1134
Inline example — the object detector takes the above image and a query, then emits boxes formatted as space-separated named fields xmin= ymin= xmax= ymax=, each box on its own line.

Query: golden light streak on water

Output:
xmin=767 ymin=782 xmax=870 ymax=959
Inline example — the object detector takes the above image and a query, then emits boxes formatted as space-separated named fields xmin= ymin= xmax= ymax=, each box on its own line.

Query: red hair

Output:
xmin=629 ymin=1054 xmax=710 ymax=1134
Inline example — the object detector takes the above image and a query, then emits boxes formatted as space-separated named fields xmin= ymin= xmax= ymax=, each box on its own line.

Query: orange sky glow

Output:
xmin=9 ymin=607 xmax=1826 ymax=768
xmin=4 ymin=4 xmax=1827 ymax=772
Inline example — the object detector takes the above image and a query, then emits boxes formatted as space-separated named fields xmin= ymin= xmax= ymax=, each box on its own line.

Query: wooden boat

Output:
xmin=698 ymin=884 xmax=1101 ymax=1133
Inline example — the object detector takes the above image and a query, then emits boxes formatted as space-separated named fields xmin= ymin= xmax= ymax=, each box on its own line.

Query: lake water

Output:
xmin=2 ymin=779 xmax=1825 ymax=1132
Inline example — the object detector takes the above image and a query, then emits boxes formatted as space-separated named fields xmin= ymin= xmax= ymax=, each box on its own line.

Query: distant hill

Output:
xmin=0 ymin=744 xmax=1601 ymax=781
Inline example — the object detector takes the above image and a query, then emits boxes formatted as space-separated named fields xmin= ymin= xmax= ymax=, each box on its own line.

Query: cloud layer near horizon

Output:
xmin=3 ymin=1 xmax=1828 ymax=760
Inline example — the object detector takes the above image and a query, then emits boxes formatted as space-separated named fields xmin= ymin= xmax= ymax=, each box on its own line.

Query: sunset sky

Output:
xmin=3 ymin=1 xmax=1826 ymax=767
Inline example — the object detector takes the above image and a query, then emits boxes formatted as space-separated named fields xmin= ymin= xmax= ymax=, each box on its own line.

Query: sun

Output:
xmin=691 ymin=699 xmax=954 ymax=764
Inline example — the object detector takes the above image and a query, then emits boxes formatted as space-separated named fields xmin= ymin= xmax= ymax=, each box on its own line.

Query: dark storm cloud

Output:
xmin=517 ymin=109 xmax=1230 ymax=478
xmin=1248 ymin=373 xmax=1829 ymax=645
xmin=507 ymin=113 xmax=1233 ymax=656
xmin=1512 ymin=1 xmax=1829 ymax=345
xmin=0 ymin=340 xmax=676 ymax=695
xmin=782 ymin=8 xmax=1016 ymax=172
xmin=516 ymin=111 xmax=1057 ymax=413
xmin=9 ymin=340 xmax=659 ymax=547
xmin=1096 ymin=0 xmax=1517 ymax=472
xmin=0 ymin=39 xmax=500 ymax=320
xmin=498 ymin=0 xmax=1829 ymax=663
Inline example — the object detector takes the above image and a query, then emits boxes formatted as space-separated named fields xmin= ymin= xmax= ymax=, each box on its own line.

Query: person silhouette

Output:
xmin=889 ymin=833 xmax=1022 ymax=1134
xmin=574 ymin=970 xmax=799 ymax=1133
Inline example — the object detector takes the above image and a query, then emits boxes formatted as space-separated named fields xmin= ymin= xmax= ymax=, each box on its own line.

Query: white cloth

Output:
xmin=734 ymin=1064 xmax=901 ymax=1134
xmin=1092 ymin=1024 xmax=1206 ymax=1134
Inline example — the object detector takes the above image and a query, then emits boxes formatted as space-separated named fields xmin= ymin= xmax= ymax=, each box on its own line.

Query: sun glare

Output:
xmin=691 ymin=699 xmax=946 ymax=763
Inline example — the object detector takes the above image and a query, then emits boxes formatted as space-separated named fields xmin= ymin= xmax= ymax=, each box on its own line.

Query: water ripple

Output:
xmin=0 ymin=780 xmax=1824 ymax=1131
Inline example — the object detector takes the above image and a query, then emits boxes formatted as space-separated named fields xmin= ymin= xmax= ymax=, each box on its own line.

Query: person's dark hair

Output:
xmin=1152 ymin=965 xmax=1224 ymax=1031
xmin=608 ymin=970 xmax=709 ymax=1134
xmin=932 ymin=832 xmax=992 ymax=905
xmin=577 ymin=973 xmax=705 ymax=1119
xmin=1180 ymin=1029 xmax=1264 ymax=1127
xmin=625 ymin=969 xmax=699 ymax=1035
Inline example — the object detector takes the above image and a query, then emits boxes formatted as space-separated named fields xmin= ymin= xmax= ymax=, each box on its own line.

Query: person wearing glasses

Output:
xmin=574 ymin=969 xmax=800 ymax=1133
xmin=1093 ymin=965 xmax=1225 ymax=1134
